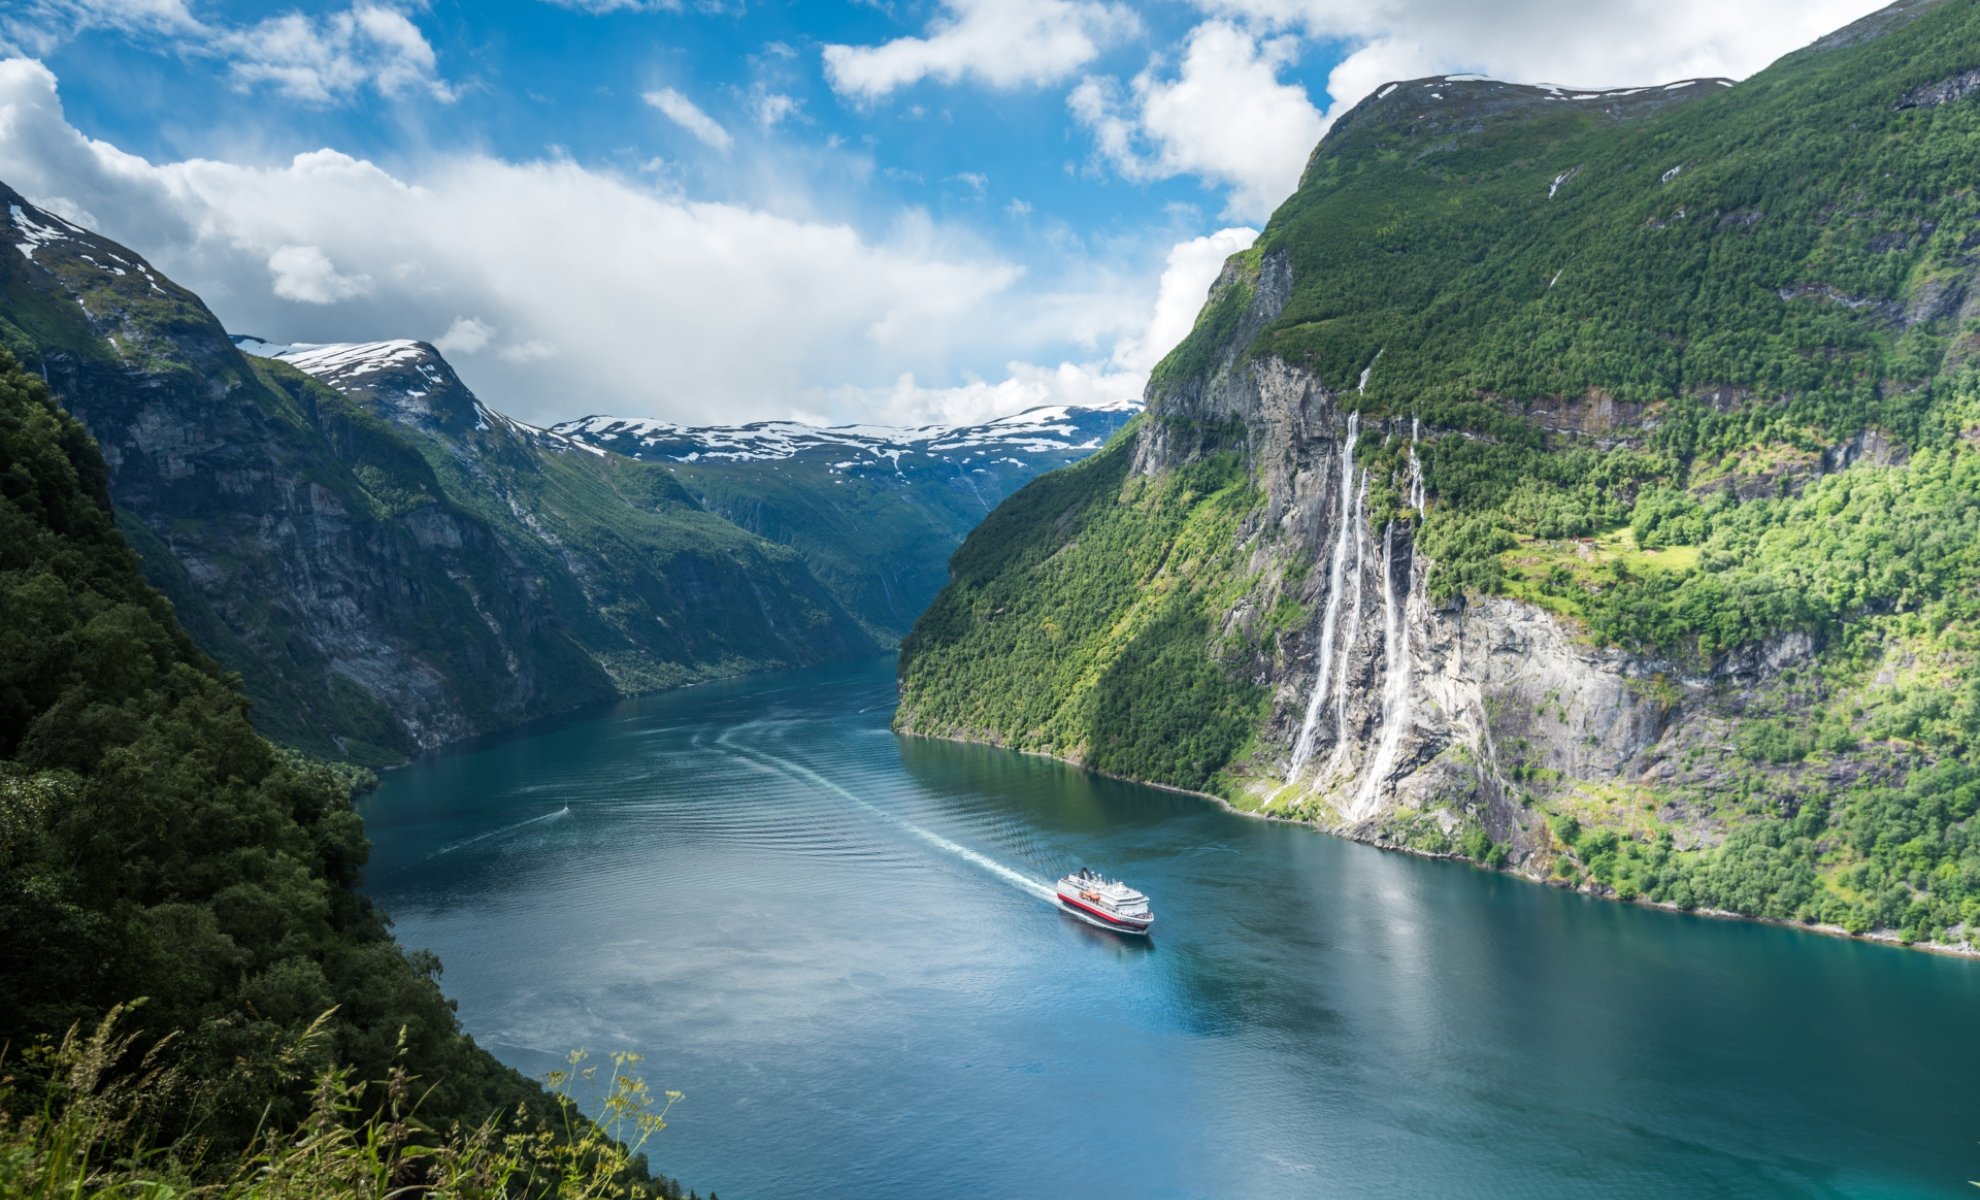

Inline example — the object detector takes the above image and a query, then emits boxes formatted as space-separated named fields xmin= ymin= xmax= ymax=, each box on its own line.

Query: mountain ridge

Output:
xmin=898 ymin=0 xmax=1980 ymax=952
xmin=0 ymin=188 xmax=882 ymax=764
xmin=241 ymin=334 xmax=1139 ymax=648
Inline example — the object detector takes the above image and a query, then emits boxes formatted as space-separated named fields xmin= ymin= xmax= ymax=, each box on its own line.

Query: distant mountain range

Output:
xmin=0 ymin=184 xmax=1130 ymax=764
xmin=238 ymin=335 xmax=1137 ymax=648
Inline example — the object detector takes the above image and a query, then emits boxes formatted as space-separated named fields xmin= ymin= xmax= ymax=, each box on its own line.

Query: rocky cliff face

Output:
xmin=1115 ymin=249 xmax=1684 ymax=866
xmin=0 ymin=187 xmax=875 ymax=764
xmin=900 ymin=0 xmax=1980 ymax=947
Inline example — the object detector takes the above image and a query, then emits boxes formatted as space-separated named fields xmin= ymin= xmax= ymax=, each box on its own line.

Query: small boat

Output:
xmin=1055 ymin=867 xmax=1153 ymax=935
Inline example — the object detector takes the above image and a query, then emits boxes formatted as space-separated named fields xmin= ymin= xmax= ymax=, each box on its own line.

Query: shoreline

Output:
xmin=893 ymin=725 xmax=1980 ymax=963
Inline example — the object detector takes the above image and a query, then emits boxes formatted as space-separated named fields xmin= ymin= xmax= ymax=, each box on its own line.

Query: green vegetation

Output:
xmin=0 ymin=1009 xmax=697 ymax=1198
xmin=899 ymin=421 xmax=1268 ymax=792
xmin=1239 ymin=0 xmax=1980 ymax=647
xmin=0 ymin=349 xmax=688 ymax=1189
xmin=0 ymin=187 xmax=892 ymax=767
xmin=899 ymin=0 xmax=1980 ymax=943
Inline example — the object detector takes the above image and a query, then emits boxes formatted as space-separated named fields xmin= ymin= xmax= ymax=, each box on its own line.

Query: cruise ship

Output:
xmin=1056 ymin=868 xmax=1154 ymax=935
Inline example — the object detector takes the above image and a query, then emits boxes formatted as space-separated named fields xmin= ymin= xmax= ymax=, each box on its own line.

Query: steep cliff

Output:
xmin=0 ymin=190 xmax=874 ymax=764
xmin=900 ymin=0 xmax=1980 ymax=948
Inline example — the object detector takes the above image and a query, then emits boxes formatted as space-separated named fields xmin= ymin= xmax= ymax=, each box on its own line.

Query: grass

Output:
xmin=1499 ymin=527 xmax=1700 ymax=623
xmin=0 ymin=1006 xmax=696 ymax=1200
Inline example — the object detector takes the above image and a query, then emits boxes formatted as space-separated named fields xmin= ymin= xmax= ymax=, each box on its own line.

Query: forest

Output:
xmin=0 ymin=348 xmax=691 ymax=1194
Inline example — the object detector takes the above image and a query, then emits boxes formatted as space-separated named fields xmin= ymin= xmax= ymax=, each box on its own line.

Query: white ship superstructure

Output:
xmin=1055 ymin=868 xmax=1154 ymax=935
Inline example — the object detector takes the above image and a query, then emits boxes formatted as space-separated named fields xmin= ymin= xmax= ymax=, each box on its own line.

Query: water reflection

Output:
xmin=362 ymin=655 xmax=1980 ymax=1200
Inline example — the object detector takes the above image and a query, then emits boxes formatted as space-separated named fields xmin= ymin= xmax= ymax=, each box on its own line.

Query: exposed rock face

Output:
xmin=1894 ymin=65 xmax=1980 ymax=109
xmin=1090 ymin=245 xmax=1767 ymax=866
xmin=1165 ymin=337 xmax=1798 ymax=868
xmin=0 ymin=186 xmax=875 ymax=764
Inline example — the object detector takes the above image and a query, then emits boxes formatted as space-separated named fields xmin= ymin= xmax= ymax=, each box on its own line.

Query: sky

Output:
xmin=0 ymin=0 xmax=1891 ymax=427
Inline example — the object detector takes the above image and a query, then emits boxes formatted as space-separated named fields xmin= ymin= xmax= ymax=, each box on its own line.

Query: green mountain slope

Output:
xmin=253 ymin=342 xmax=1135 ymax=649
xmin=900 ymin=0 xmax=1980 ymax=949
xmin=0 ymin=347 xmax=587 ymax=1161
xmin=0 ymin=189 xmax=875 ymax=765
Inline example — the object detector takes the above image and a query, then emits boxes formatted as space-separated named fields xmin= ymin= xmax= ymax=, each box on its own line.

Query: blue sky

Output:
xmin=0 ymin=0 xmax=1886 ymax=426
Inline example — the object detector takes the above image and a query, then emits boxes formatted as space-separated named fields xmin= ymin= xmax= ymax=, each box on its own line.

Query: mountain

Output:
xmin=0 ymin=344 xmax=613 ymax=1168
xmin=898 ymin=0 xmax=1980 ymax=950
xmin=0 ymin=186 xmax=886 ymax=764
xmin=241 ymin=336 xmax=1133 ymax=649
xmin=551 ymin=403 xmax=1138 ymax=641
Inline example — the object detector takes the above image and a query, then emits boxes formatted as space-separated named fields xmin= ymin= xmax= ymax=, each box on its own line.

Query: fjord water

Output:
xmin=362 ymin=658 xmax=1979 ymax=1199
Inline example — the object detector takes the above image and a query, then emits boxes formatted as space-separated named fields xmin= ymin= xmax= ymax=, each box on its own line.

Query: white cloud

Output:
xmin=1071 ymin=22 xmax=1323 ymax=223
xmin=751 ymin=90 xmax=802 ymax=129
xmin=0 ymin=56 xmax=1061 ymax=426
xmin=823 ymin=0 xmax=1140 ymax=100
xmin=267 ymin=244 xmax=373 ymax=303
xmin=1191 ymin=0 xmax=1891 ymax=125
xmin=4 ymin=2 xmax=452 ymax=103
xmin=1111 ymin=226 xmax=1258 ymax=373
xmin=643 ymin=87 xmax=733 ymax=150
xmin=436 ymin=315 xmax=495 ymax=355
xmin=829 ymin=225 xmax=1258 ymax=427
xmin=539 ymin=0 xmax=681 ymax=11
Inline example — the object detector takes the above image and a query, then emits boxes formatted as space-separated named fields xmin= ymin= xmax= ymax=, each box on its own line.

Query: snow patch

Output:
xmin=9 ymin=203 xmax=66 ymax=261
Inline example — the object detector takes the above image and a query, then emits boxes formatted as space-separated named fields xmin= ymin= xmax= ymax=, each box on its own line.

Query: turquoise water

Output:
xmin=361 ymin=656 xmax=1980 ymax=1198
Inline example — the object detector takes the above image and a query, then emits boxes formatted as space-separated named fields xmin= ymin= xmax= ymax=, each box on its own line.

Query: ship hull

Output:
xmin=1056 ymin=890 xmax=1153 ymax=935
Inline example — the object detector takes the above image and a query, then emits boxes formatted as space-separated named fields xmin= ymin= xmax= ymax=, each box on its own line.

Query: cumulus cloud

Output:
xmin=643 ymin=87 xmax=733 ymax=150
xmin=266 ymin=244 xmax=373 ymax=303
xmin=1071 ymin=22 xmax=1323 ymax=223
xmin=823 ymin=0 xmax=1140 ymax=100
xmin=1191 ymin=0 xmax=1891 ymax=124
xmin=836 ymin=224 xmax=1258 ymax=427
xmin=0 ymin=56 xmax=1152 ymax=427
xmin=436 ymin=315 xmax=495 ymax=355
xmin=3 ymin=2 xmax=453 ymax=103
xmin=1111 ymin=226 xmax=1258 ymax=373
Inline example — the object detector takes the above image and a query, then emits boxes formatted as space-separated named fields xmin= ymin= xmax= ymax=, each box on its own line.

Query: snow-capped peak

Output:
xmin=551 ymin=398 xmax=1140 ymax=469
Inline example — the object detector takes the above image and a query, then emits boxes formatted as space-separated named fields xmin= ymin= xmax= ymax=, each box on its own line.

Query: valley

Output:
xmin=5 ymin=0 xmax=1980 ymax=1195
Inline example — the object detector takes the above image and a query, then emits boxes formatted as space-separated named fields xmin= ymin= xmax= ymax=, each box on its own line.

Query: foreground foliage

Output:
xmin=0 ymin=349 xmax=684 ymax=1185
xmin=0 ymin=1008 xmax=697 ymax=1199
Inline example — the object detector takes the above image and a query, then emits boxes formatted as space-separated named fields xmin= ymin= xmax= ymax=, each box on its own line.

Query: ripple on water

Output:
xmin=362 ymin=656 xmax=1980 ymax=1200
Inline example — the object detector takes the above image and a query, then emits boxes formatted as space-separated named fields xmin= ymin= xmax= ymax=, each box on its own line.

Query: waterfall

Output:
xmin=1286 ymin=411 xmax=1360 ymax=781
xmin=1357 ymin=348 xmax=1383 ymax=394
xmin=1406 ymin=417 xmax=1426 ymax=515
xmin=1350 ymin=522 xmax=1415 ymax=822
xmin=1322 ymin=472 xmax=1368 ymax=780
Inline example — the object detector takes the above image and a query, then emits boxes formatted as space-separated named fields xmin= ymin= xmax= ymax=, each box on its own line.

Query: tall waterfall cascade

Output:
xmin=1284 ymin=348 xmax=1425 ymax=815
xmin=1322 ymin=472 xmax=1368 ymax=781
xmin=1286 ymin=411 xmax=1360 ymax=781
xmin=1349 ymin=521 xmax=1417 ymax=822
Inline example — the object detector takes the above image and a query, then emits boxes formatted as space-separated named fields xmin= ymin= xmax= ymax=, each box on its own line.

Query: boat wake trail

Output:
xmin=430 ymin=806 xmax=569 ymax=858
xmin=729 ymin=743 xmax=1056 ymax=903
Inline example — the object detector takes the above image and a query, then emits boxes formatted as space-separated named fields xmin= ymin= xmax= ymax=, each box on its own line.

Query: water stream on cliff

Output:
xmin=1322 ymin=471 xmax=1370 ymax=785
xmin=363 ymin=656 xmax=1980 ymax=1199
xmin=1351 ymin=520 xmax=1415 ymax=822
xmin=1287 ymin=411 xmax=1359 ymax=783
